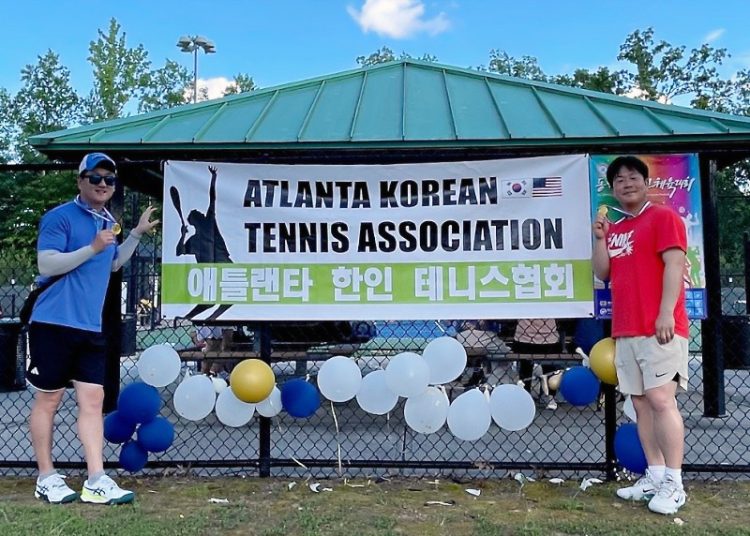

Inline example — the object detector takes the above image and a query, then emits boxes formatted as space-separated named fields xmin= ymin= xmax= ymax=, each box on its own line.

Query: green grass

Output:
xmin=1 ymin=477 xmax=749 ymax=535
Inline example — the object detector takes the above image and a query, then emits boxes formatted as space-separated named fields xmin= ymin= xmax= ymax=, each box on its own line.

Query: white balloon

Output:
xmin=423 ymin=337 xmax=468 ymax=385
xmin=215 ymin=387 xmax=255 ymax=427
xmin=404 ymin=386 xmax=449 ymax=434
xmin=623 ymin=395 xmax=637 ymax=422
xmin=489 ymin=384 xmax=536 ymax=431
xmin=447 ymin=388 xmax=491 ymax=441
xmin=317 ymin=356 xmax=363 ymax=402
xmin=173 ymin=374 xmax=216 ymax=421
xmin=211 ymin=376 xmax=228 ymax=394
xmin=137 ymin=344 xmax=181 ymax=387
xmin=256 ymin=386 xmax=283 ymax=418
xmin=356 ymin=370 xmax=399 ymax=415
xmin=385 ymin=352 xmax=430 ymax=398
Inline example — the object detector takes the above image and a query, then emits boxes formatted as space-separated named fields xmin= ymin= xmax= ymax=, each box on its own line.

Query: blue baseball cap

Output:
xmin=78 ymin=152 xmax=116 ymax=175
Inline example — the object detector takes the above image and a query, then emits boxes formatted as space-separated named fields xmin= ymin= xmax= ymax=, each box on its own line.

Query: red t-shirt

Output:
xmin=606 ymin=203 xmax=689 ymax=338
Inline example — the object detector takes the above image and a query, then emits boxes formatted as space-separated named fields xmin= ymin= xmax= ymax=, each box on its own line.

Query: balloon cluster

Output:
xmin=107 ymin=344 xmax=187 ymax=472
xmin=314 ymin=336 xmax=538 ymax=439
xmin=557 ymin=336 xmax=618 ymax=407
xmin=104 ymin=381 xmax=175 ymax=472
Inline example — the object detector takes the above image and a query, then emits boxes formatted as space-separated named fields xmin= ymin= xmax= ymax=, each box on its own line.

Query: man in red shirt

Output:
xmin=592 ymin=156 xmax=688 ymax=515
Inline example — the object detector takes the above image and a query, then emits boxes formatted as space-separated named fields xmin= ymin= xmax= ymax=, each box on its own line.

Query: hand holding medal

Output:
xmin=593 ymin=205 xmax=610 ymax=239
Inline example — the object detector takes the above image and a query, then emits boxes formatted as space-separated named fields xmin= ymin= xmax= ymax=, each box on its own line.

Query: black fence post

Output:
xmin=102 ymin=185 xmax=125 ymax=414
xmin=700 ymin=157 xmax=726 ymax=417
xmin=603 ymin=383 xmax=618 ymax=480
xmin=259 ymin=322 xmax=272 ymax=477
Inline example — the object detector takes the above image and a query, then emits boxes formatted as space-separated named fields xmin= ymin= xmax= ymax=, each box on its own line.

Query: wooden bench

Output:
xmin=177 ymin=342 xmax=360 ymax=362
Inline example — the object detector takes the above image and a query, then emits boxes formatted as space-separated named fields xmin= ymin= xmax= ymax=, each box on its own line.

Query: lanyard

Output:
xmin=74 ymin=196 xmax=121 ymax=234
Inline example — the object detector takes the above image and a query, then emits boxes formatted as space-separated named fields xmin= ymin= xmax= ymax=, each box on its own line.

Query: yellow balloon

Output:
xmin=230 ymin=359 xmax=275 ymax=403
xmin=589 ymin=337 xmax=618 ymax=385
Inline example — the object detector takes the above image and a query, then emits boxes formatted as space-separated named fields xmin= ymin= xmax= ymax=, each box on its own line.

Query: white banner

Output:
xmin=162 ymin=155 xmax=594 ymax=320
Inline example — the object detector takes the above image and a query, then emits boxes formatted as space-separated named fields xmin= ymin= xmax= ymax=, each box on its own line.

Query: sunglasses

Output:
xmin=84 ymin=173 xmax=117 ymax=186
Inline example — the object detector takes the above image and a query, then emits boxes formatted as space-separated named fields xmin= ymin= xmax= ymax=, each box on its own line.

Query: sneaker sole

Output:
xmin=648 ymin=501 xmax=687 ymax=516
xmin=648 ymin=502 xmax=685 ymax=515
xmin=81 ymin=491 xmax=135 ymax=505
xmin=35 ymin=491 xmax=79 ymax=504
xmin=616 ymin=491 xmax=655 ymax=501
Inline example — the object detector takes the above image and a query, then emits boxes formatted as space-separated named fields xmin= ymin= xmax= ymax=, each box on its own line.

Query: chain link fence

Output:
xmin=1 ymin=188 xmax=750 ymax=480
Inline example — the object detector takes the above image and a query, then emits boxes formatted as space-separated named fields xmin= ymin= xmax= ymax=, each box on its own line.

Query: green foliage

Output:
xmin=553 ymin=67 xmax=629 ymax=94
xmin=0 ymin=170 xmax=78 ymax=263
xmin=716 ymin=163 xmax=750 ymax=272
xmin=617 ymin=27 xmax=732 ymax=109
xmin=486 ymin=50 xmax=548 ymax=80
xmin=8 ymin=50 xmax=81 ymax=161
xmin=139 ymin=59 xmax=191 ymax=113
xmin=84 ymin=18 xmax=151 ymax=121
xmin=356 ymin=46 xmax=438 ymax=67
xmin=224 ymin=73 xmax=258 ymax=96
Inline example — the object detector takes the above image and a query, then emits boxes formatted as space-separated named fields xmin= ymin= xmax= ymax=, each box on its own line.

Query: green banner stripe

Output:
xmin=162 ymin=260 xmax=593 ymax=305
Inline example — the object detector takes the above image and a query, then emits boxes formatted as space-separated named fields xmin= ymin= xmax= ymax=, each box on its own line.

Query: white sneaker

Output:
xmin=80 ymin=474 xmax=135 ymax=505
xmin=648 ymin=476 xmax=687 ymax=514
xmin=545 ymin=396 xmax=558 ymax=410
xmin=35 ymin=473 xmax=78 ymax=504
xmin=616 ymin=470 xmax=660 ymax=501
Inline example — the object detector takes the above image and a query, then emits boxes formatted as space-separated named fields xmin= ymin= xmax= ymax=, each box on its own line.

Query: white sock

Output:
xmin=87 ymin=471 xmax=106 ymax=485
xmin=648 ymin=465 xmax=665 ymax=483
xmin=38 ymin=470 xmax=57 ymax=482
xmin=665 ymin=467 xmax=682 ymax=488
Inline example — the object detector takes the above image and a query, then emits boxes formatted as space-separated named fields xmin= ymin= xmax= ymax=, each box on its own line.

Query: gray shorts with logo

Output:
xmin=615 ymin=335 xmax=689 ymax=395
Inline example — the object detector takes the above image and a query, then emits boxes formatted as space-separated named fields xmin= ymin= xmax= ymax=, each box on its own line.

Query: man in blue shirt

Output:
xmin=27 ymin=153 xmax=159 ymax=505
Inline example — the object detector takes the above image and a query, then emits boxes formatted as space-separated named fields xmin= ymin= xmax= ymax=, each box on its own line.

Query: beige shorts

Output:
xmin=615 ymin=335 xmax=688 ymax=395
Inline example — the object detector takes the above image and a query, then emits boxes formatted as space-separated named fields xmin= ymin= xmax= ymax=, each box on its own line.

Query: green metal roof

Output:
xmin=30 ymin=59 xmax=750 ymax=153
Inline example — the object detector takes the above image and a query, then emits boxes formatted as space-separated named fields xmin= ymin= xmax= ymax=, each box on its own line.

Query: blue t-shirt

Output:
xmin=30 ymin=200 xmax=118 ymax=332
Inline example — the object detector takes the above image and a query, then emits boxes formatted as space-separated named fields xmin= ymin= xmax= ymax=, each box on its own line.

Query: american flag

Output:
xmin=532 ymin=177 xmax=562 ymax=197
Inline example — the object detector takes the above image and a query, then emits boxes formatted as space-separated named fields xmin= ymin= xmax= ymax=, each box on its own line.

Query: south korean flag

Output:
xmin=501 ymin=178 xmax=531 ymax=198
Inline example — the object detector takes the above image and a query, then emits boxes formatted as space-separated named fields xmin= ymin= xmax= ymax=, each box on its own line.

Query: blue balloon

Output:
xmin=137 ymin=417 xmax=175 ymax=453
xmin=119 ymin=440 xmax=148 ymax=472
xmin=118 ymin=382 xmax=161 ymax=425
xmin=281 ymin=379 xmax=320 ymax=418
xmin=559 ymin=366 xmax=601 ymax=406
xmin=104 ymin=411 xmax=136 ymax=444
xmin=614 ymin=423 xmax=647 ymax=474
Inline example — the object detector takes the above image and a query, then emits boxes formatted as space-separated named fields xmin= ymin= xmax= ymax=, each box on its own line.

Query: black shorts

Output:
xmin=27 ymin=322 xmax=107 ymax=391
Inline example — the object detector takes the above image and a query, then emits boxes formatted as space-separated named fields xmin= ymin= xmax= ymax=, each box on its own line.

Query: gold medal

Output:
xmin=597 ymin=205 xmax=608 ymax=217
xmin=112 ymin=223 xmax=122 ymax=235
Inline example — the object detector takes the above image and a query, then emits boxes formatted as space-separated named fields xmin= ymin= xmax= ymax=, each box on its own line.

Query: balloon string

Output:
xmin=330 ymin=401 xmax=343 ymax=476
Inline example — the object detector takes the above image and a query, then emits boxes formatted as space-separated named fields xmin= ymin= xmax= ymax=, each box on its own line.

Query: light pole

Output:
xmin=177 ymin=35 xmax=216 ymax=103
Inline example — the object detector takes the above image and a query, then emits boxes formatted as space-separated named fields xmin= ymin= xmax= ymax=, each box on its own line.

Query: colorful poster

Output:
xmin=161 ymin=155 xmax=594 ymax=321
xmin=590 ymin=154 xmax=706 ymax=319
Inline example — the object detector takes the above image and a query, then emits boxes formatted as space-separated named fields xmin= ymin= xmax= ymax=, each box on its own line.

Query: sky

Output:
xmin=2 ymin=0 xmax=749 ymax=101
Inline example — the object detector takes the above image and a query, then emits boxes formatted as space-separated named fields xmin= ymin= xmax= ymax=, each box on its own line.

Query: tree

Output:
xmin=139 ymin=60 xmax=191 ymax=113
xmin=10 ymin=50 xmax=81 ymax=162
xmin=223 ymin=73 xmax=258 ymax=96
xmin=0 ymin=51 xmax=82 ymax=260
xmin=84 ymin=18 xmax=151 ymax=121
xmin=617 ymin=27 xmax=732 ymax=109
xmin=552 ymin=67 xmax=629 ymax=95
xmin=0 ymin=89 xmax=13 ymax=163
xmin=486 ymin=50 xmax=548 ymax=81
xmin=356 ymin=46 xmax=437 ymax=67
